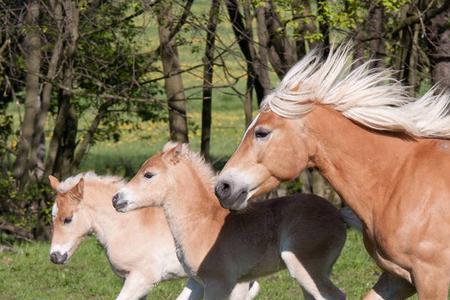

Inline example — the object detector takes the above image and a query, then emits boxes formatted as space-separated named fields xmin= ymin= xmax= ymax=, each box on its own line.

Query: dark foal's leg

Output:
xmin=363 ymin=272 xmax=416 ymax=300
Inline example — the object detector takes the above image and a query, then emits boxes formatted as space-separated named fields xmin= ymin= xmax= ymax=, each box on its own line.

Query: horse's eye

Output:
xmin=144 ymin=172 xmax=154 ymax=179
xmin=63 ymin=217 xmax=72 ymax=224
xmin=255 ymin=128 xmax=271 ymax=139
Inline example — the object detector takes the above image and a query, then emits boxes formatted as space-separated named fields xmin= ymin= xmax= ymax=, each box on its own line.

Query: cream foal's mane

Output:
xmin=57 ymin=171 xmax=125 ymax=193
xmin=263 ymin=44 xmax=450 ymax=138
xmin=163 ymin=142 xmax=216 ymax=189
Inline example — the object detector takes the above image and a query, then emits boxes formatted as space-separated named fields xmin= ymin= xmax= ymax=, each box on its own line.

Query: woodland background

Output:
xmin=0 ymin=0 xmax=449 ymax=251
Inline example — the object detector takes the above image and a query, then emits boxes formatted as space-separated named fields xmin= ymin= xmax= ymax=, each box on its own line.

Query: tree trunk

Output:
xmin=28 ymin=0 xmax=64 ymax=181
xmin=200 ymin=0 xmax=220 ymax=161
xmin=157 ymin=2 xmax=189 ymax=143
xmin=13 ymin=0 xmax=41 ymax=188
xmin=255 ymin=5 xmax=271 ymax=96
xmin=226 ymin=0 xmax=267 ymax=105
xmin=427 ymin=5 xmax=450 ymax=91
xmin=367 ymin=5 xmax=386 ymax=69
xmin=407 ymin=23 xmax=420 ymax=96
xmin=243 ymin=0 xmax=256 ymax=125
xmin=72 ymin=99 xmax=116 ymax=169
xmin=44 ymin=0 xmax=80 ymax=179
xmin=244 ymin=68 xmax=254 ymax=126
xmin=291 ymin=0 xmax=312 ymax=58
xmin=264 ymin=0 xmax=297 ymax=77
xmin=316 ymin=0 xmax=330 ymax=52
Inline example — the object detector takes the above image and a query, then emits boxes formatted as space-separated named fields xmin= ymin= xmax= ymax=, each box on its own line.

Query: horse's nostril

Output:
xmin=50 ymin=251 xmax=67 ymax=264
xmin=112 ymin=193 xmax=119 ymax=204
xmin=222 ymin=182 xmax=230 ymax=191
xmin=215 ymin=180 xmax=232 ymax=200
xmin=50 ymin=252 xmax=57 ymax=263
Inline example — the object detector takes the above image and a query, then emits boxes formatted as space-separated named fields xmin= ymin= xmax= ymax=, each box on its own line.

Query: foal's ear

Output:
xmin=48 ymin=175 xmax=60 ymax=191
xmin=163 ymin=144 xmax=183 ymax=165
xmin=69 ymin=177 xmax=84 ymax=201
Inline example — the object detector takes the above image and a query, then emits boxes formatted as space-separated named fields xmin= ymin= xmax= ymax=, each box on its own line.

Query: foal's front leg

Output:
xmin=204 ymin=279 xmax=234 ymax=300
xmin=229 ymin=281 xmax=260 ymax=300
xmin=116 ymin=271 xmax=155 ymax=300
xmin=175 ymin=278 xmax=204 ymax=300
xmin=363 ymin=272 xmax=415 ymax=300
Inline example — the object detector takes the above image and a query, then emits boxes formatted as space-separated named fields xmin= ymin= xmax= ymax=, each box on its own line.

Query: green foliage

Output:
xmin=318 ymin=0 xmax=367 ymax=31
xmin=0 ymin=172 xmax=53 ymax=242
xmin=0 ymin=114 xmax=13 ymax=143
xmin=53 ymin=1 xmax=166 ymax=148
xmin=381 ymin=0 xmax=412 ymax=12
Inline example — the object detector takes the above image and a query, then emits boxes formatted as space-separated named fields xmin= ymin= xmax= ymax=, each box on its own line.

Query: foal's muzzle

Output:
xmin=215 ymin=180 xmax=249 ymax=210
xmin=50 ymin=251 xmax=68 ymax=264
xmin=112 ymin=193 xmax=128 ymax=212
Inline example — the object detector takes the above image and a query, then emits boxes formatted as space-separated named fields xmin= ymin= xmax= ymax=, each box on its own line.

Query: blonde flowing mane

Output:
xmin=263 ymin=44 xmax=450 ymax=138
xmin=163 ymin=142 xmax=216 ymax=188
xmin=57 ymin=172 xmax=125 ymax=193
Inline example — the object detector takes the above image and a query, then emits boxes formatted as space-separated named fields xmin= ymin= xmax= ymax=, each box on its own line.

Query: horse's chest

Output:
xmin=363 ymin=224 xmax=413 ymax=281
xmin=106 ymin=251 xmax=129 ymax=278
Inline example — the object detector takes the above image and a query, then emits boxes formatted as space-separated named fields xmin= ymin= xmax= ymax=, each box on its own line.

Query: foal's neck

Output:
xmin=83 ymin=181 xmax=123 ymax=245
xmin=306 ymin=105 xmax=416 ymax=229
xmin=163 ymin=163 xmax=228 ymax=273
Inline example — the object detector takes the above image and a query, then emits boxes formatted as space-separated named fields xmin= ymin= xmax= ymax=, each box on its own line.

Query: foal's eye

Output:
xmin=63 ymin=217 xmax=72 ymax=224
xmin=144 ymin=172 xmax=154 ymax=179
xmin=254 ymin=128 xmax=271 ymax=139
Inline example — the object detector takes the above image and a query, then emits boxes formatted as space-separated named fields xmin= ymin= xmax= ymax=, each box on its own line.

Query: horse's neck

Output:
xmin=83 ymin=182 xmax=125 ymax=246
xmin=163 ymin=165 xmax=227 ymax=273
xmin=305 ymin=105 xmax=415 ymax=228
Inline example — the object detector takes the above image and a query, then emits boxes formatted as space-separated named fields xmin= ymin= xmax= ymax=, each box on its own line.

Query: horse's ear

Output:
xmin=163 ymin=141 xmax=179 ymax=152
xmin=48 ymin=175 xmax=60 ymax=191
xmin=163 ymin=143 xmax=182 ymax=165
xmin=69 ymin=177 xmax=84 ymax=201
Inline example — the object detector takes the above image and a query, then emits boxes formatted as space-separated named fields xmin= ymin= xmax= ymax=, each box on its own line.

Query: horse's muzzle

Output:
xmin=112 ymin=193 xmax=128 ymax=212
xmin=50 ymin=251 xmax=68 ymax=264
xmin=215 ymin=180 xmax=249 ymax=210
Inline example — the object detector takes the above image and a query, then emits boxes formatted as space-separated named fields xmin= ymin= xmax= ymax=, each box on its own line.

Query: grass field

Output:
xmin=0 ymin=230 xmax=386 ymax=299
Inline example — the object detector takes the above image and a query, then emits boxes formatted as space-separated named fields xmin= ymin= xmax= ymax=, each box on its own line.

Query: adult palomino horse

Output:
xmin=112 ymin=143 xmax=348 ymax=300
xmin=49 ymin=172 xmax=259 ymax=300
xmin=215 ymin=45 xmax=450 ymax=299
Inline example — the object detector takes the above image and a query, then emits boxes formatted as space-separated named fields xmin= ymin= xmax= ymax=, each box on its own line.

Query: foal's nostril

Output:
xmin=112 ymin=192 xmax=128 ymax=212
xmin=112 ymin=193 xmax=119 ymax=205
xmin=50 ymin=251 xmax=68 ymax=264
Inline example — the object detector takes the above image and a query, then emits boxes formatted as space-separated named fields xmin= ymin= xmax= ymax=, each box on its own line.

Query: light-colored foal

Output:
xmin=49 ymin=172 xmax=259 ymax=300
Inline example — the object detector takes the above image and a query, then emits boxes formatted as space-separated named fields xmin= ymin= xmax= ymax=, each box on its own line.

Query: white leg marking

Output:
xmin=115 ymin=272 xmax=154 ymax=300
xmin=175 ymin=278 xmax=204 ymax=300
xmin=281 ymin=251 xmax=326 ymax=300
xmin=247 ymin=281 xmax=260 ymax=300
xmin=229 ymin=281 xmax=260 ymax=300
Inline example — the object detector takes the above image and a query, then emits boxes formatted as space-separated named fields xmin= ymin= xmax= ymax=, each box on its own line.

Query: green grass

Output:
xmin=0 ymin=230 xmax=386 ymax=299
